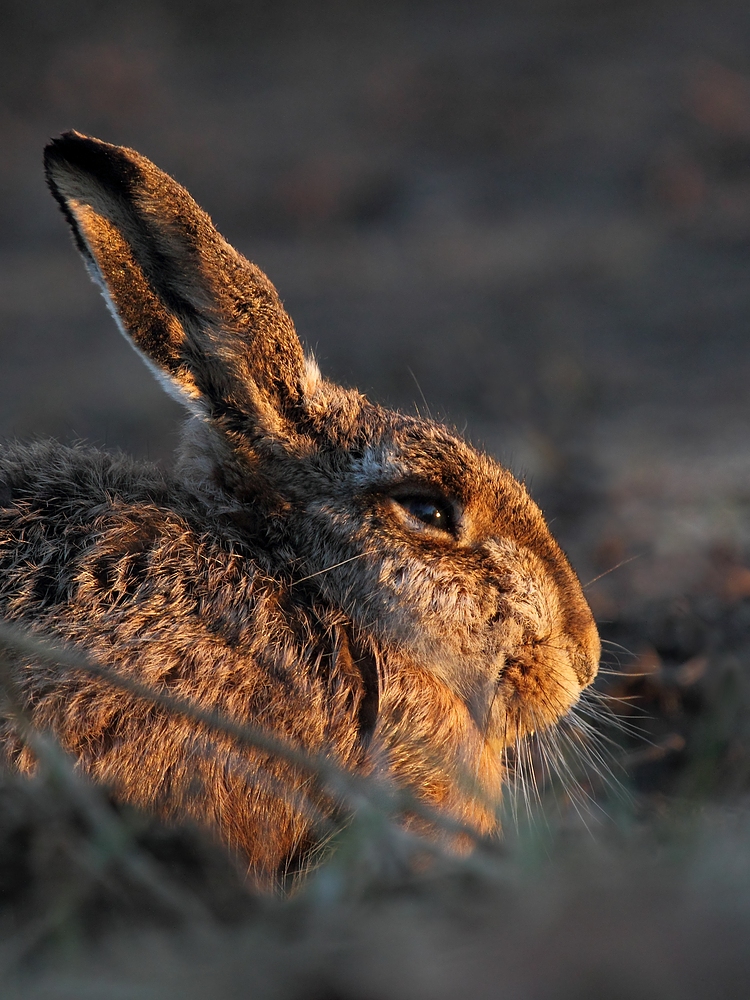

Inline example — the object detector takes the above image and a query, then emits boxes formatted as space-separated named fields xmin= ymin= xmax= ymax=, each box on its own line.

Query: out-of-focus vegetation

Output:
xmin=2 ymin=0 xmax=750 ymax=995
xmin=1 ymin=596 xmax=750 ymax=999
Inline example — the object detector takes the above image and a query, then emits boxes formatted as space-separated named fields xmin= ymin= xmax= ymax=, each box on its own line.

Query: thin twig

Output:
xmin=0 ymin=621 xmax=485 ymax=850
xmin=0 ymin=646 xmax=218 ymax=971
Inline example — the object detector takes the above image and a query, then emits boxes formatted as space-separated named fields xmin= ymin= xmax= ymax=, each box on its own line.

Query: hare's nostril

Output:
xmin=503 ymin=652 xmax=534 ymax=676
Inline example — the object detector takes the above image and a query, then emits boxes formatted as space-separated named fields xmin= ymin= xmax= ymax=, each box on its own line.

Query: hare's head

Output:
xmin=45 ymin=132 xmax=599 ymax=763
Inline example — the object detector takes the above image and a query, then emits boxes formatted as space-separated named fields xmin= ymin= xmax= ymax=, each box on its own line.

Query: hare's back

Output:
xmin=0 ymin=442 xmax=358 ymax=874
xmin=0 ymin=440 xmax=260 ymax=634
xmin=0 ymin=440 xmax=337 ymax=744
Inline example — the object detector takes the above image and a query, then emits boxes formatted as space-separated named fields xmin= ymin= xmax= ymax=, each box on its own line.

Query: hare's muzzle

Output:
xmin=480 ymin=535 xmax=601 ymax=744
xmin=570 ymin=618 xmax=601 ymax=687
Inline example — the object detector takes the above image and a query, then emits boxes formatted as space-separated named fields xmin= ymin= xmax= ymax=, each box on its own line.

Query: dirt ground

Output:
xmin=2 ymin=1 xmax=750 ymax=995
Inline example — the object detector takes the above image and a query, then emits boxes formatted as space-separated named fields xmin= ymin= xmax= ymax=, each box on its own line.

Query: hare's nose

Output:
xmin=572 ymin=621 xmax=601 ymax=686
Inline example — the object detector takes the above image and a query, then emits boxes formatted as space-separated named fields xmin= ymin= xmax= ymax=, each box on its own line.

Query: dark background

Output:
xmin=3 ymin=4 xmax=750 ymax=992
xmin=2 ymin=0 xmax=750 ymax=612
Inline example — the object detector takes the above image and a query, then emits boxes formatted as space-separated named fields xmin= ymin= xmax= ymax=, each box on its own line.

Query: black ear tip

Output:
xmin=43 ymin=132 xmax=139 ymax=195
xmin=44 ymin=130 xmax=96 ymax=169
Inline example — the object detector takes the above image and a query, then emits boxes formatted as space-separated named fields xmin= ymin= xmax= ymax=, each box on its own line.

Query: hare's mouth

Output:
xmin=484 ymin=638 xmax=586 ymax=747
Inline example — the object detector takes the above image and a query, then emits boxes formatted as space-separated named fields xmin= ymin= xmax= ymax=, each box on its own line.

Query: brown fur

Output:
xmin=0 ymin=133 xmax=600 ymax=884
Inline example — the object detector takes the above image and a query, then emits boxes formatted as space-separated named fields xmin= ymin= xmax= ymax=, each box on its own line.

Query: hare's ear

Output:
xmin=44 ymin=131 xmax=310 ymax=442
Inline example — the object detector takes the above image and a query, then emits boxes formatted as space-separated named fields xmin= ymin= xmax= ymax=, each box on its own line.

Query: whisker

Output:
xmin=582 ymin=554 xmax=641 ymax=590
xmin=531 ymin=682 xmax=629 ymax=819
xmin=566 ymin=711 xmax=633 ymax=754
xmin=578 ymin=686 xmax=640 ymax=714
xmin=600 ymin=638 xmax=637 ymax=656
xmin=292 ymin=552 xmax=371 ymax=586
xmin=406 ymin=366 xmax=432 ymax=419
xmin=543 ymin=734 xmax=601 ymax=831
xmin=574 ymin=696 xmax=651 ymax=737
xmin=585 ymin=686 xmax=650 ymax=709
xmin=562 ymin=717 xmax=633 ymax=801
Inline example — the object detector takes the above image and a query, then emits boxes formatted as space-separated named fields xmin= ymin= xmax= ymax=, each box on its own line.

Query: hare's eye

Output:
xmin=396 ymin=496 xmax=454 ymax=534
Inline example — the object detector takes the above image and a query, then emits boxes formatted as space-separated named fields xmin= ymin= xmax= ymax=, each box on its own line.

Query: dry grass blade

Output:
xmin=0 ymin=645 xmax=224 ymax=971
xmin=0 ymin=621 xmax=487 ymax=867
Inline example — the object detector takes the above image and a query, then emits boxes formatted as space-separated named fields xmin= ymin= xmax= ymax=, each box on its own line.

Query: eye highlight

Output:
xmin=394 ymin=495 xmax=456 ymax=535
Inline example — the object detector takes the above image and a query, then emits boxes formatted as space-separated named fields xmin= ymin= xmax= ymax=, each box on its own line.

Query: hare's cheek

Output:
xmin=371 ymin=559 xmax=486 ymax=643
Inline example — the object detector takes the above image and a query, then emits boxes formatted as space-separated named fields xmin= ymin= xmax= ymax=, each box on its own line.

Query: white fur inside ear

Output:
xmin=83 ymin=257 xmax=206 ymax=419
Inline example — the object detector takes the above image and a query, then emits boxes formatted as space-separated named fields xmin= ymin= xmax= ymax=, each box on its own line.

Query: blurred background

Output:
xmin=2 ymin=0 xmax=750 ymax=612
xmin=3 ymin=4 xmax=750 ymax=993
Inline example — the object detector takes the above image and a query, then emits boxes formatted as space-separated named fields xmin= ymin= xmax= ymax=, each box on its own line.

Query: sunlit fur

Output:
xmin=0 ymin=133 xmax=600 ymax=884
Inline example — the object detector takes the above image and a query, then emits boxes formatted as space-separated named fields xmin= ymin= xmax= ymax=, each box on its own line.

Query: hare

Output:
xmin=0 ymin=132 xmax=600 ymax=883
